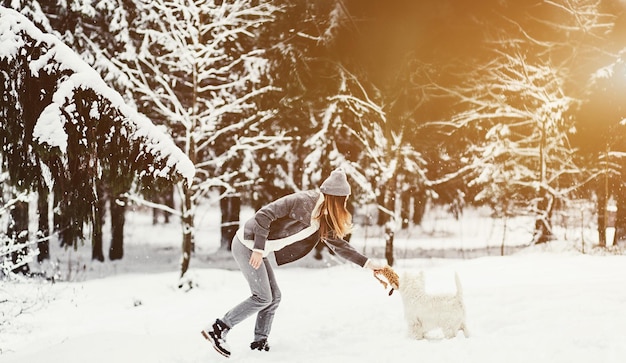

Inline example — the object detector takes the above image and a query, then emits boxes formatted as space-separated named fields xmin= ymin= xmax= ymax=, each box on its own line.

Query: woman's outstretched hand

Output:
xmin=364 ymin=259 xmax=388 ymax=271
xmin=249 ymin=251 xmax=263 ymax=269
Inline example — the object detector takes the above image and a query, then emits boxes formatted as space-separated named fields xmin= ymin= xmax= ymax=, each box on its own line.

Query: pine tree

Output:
xmin=45 ymin=0 xmax=139 ymax=257
xmin=0 ymin=7 xmax=194 ymax=275
xmin=3 ymin=0 xmax=141 ymax=259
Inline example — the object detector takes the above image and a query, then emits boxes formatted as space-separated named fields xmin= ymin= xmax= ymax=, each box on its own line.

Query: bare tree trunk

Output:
xmin=164 ymin=185 xmax=174 ymax=224
xmin=400 ymin=190 xmax=411 ymax=229
xmin=36 ymin=183 xmax=50 ymax=262
xmin=92 ymin=182 xmax=105 ymax=262
xmin=377 ymin=184 xmax=387 ymax=226
xmin=412 ymin=189 xmax=426 ymax=225
xmin=109 ymin=194 xmax=125 ymax=260
xmin=501 ymin=215 xmax=508 ymax=256
xmin=220 ymin=193 xmax=240 ymax=251
xmin=53 ymin=190 xmax=73 ymax=247
xmin=613 ymin=165 xmax=626 ymax=244
xmin=382 ymin=177 xmax=398 ymax=266
xmin=614 ymin=206 xmax=626 ymax=245
xmin=384 ymin=221 xmax=395 ymax=267
xmin=597 ymin=177 xmax=608 ymax=247
xmin=180 ymin=183 xmax=194 ymax=278
xmin=8 ymin=201 xmax=30 ymax=274
xmin=152 ymin=185 xmax=175 ymax=224
xmin=533 ymin=191 xmax=554 ymax=244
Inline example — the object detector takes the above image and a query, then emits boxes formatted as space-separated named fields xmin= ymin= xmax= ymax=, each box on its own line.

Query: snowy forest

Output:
xmin=3 ymin=0 xmax=626 ymax=282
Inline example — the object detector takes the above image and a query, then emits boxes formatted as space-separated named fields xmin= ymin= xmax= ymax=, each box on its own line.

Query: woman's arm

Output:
xmin=322 ymin=237 xmax=369 ymax=267
xmin=322 ymin=237 xmax=387 ymax=270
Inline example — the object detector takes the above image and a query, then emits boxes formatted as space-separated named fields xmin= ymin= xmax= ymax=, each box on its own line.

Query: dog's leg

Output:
xmin=409 ymin=319 xmax=424 ymax=340
xmin=460 ymin=322 xmax=469 ymax=338
xmin=442 ymin=327 xmax=455 ymax=339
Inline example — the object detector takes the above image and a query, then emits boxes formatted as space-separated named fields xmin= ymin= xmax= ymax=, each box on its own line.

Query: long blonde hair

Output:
xmin=315 ymin=194 xmax=353 ymax=239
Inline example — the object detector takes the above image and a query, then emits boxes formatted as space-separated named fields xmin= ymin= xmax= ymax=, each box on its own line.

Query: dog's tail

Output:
xmin=455 ymin=272 xmax=469 ymax=338
xmin=454 ymin=272 xmax=463 ymax=299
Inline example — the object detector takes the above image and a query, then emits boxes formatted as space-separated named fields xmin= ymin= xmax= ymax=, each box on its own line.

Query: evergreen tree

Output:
xmin=0 ymin=7 xmax=194 ymax=275
xmin=3 ymin=0 xmax=140 ymax=258
xmin=47 ymin=0 xmax=139 ymax=257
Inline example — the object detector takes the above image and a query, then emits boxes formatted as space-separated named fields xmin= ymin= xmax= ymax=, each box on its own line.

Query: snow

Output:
xmin=34 ymin=106 xmax=68 ymax=153
xmin=1 ymin=205 xmax=626 ymax=363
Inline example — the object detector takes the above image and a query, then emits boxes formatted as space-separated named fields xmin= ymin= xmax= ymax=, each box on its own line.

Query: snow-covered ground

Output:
xmin=2 ymin=205 xmax=625 ymax=363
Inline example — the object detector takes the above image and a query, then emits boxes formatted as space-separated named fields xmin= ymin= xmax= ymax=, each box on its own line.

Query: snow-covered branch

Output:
xmin=123 ymin=193 xmax=181 ymax=217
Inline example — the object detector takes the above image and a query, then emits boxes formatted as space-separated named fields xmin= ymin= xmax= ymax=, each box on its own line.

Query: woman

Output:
xmin=201 ymin=169 xmax=387 ymax=358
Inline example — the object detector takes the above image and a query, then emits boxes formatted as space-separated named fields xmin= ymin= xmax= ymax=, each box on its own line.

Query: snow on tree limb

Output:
xmin=0 ymin=6 xmax=195 ymax=185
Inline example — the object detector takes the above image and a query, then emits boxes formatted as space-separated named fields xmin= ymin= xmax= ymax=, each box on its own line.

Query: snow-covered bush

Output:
xmin=0 ymin=236 xmax=37 ymax=280
xmin=0 ymin=190 xmax=36 ymax=280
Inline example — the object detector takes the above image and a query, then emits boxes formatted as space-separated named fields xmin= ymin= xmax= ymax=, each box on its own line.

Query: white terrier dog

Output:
xmin=398 ymin=270 xmax=469 ymax=340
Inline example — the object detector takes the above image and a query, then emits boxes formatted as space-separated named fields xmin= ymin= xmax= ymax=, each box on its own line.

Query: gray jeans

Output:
xmin=221 ymin=236 xmax=282 ymax=341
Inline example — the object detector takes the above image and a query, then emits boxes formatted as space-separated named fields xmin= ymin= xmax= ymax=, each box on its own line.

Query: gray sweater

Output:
xmin=241 ymin=190 xmax=368 ymax=267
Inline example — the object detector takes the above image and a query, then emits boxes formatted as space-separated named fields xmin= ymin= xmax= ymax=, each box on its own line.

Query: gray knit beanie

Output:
xmin=320 ymin=169 xmax=351 ymax=196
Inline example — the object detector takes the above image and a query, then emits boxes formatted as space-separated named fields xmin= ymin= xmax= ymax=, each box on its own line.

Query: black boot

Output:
xmin=201 ymin=319 xmax=231 ymax=357
xmin=250 ymin=338 xmax=270 ymax=352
